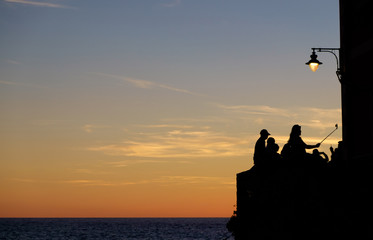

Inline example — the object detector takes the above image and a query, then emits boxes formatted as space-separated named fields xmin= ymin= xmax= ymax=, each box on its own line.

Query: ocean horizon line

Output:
xmin=1 ymin=217 xmax=230 ymax=219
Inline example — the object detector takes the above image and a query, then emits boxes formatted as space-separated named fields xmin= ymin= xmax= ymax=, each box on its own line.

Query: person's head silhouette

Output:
xmin=291 ymin=124 xmax=301 ymax=137
xmin=260 ymin=129 xmax=270 ymax=139
xmin=267 ymin=137 xmax=275 ymax=146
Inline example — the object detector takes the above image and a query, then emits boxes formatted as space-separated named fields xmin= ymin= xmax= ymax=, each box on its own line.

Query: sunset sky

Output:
xmin=0 ymin=0 xmax=341 ymax=217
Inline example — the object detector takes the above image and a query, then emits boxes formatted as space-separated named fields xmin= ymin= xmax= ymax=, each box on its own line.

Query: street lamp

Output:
xmin=306 ymin=48 xmax=342 ymax=83
xmin=305 ymin=49 xmax=323 ymax=72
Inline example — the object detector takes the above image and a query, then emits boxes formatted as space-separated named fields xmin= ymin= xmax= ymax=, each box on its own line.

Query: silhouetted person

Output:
xmin=267 ymin=137 xmax=275 ymax=148
xmin=311 ymin=149 xmax=329 ymax=169
xmin=266 ymin=137 xmax=282 ymax=169
xmin=253 ymin=129 xmax=270 ymax=167
xmin=329 ymin=141 xmax=344 ymax=169
xmin=281 ymin=124 xmax=320 ymax=164
xmin=271 ymin=143 xmax=281 ymax=161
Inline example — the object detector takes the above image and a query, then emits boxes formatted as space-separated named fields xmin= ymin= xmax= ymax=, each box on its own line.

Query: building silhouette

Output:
xmin=228 ymin=1 xmax=373 ymax=239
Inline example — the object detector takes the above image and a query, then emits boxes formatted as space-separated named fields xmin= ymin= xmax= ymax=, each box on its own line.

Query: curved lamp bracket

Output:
xmin=308 ymin=48 xmax=342 ymax=83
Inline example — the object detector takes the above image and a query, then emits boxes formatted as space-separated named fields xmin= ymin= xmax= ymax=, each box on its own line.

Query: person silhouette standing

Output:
xmin=281 ymin=124 xmax=320 ymax=164
xmin=253 ymin=129 xmax=271 ymax=168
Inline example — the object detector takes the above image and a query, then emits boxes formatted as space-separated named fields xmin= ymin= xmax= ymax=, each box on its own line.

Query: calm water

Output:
xmin=0 ymin=218 xmax=233 ymax=240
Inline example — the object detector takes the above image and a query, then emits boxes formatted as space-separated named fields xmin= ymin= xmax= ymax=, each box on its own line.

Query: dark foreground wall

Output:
xmin=339 ymin=0 xmax=373 ymax=238
xmin=232 ymin=163 xmax=346 ymax=240
xmin=340 ymin=0 xmax=373 ymax=162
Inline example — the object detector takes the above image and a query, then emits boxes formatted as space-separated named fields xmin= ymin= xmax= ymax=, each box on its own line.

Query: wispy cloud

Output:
xmin=87 ymin=129 xmax=250 ymax=159
xmin=82 ymin=124 xmax=110 ymax=133
xmin=216 ymin=104 xmax=341 ymax=131
xmin=216 ymin=104 xmax=295 ymax=117
xmin=72 ymin=168 xmax=110 ymax=175
xmin=91 ymin=72 xmax=204 ymax=96
xmin=122 ymin=77 xmax=154 ymax=89
xmin=0 ymin=80 xmax=47 ymax=89
xmin=64 ymin=175 xmax=233 ymax=187
xmin=5 ymin=0 xmax=74 ymax=9
xmin=138 ymin=124 xmax=193 ymax=129
xmin=64 ymin=179 xmax=118 ymax=186
xmin=84 ymin=102 xmax=341 ymax=162
xmin=154 ymin=175 xmax=234 ymax=186
xmin=64 ymin=179 xmax=151 ymax=187
xmin=299 ymin=107 xmax=341 ymax=130
xmin=106 ymin=159 xmax=171 ymax=168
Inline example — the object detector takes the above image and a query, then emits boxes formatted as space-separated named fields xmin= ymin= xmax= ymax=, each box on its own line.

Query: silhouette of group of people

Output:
xmin=253 ymin=124 xmax=343 ymax=171
xmin=238 ymin=125 xmax=346 ymax=238
xmin=228 ymin=124 xmax=346 ymax=239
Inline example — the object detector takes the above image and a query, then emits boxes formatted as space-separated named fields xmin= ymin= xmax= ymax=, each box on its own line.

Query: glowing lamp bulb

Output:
xmin=309 ymin=62 xmax=319 ymax=72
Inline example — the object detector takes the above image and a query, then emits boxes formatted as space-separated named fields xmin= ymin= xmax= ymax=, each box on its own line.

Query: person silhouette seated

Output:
xmin=253 ymin=129 xmax=270 ymax=168
xmin=281 ymin=124 xmax=320 ymax=165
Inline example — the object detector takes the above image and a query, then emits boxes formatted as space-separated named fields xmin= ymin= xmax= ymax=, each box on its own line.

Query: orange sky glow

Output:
xmin=0 ymin=0 xmax=341 ymax=218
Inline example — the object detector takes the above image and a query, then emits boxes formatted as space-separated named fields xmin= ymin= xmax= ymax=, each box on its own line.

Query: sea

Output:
xmin=0 ymin=218 xmax=233 ymax=240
